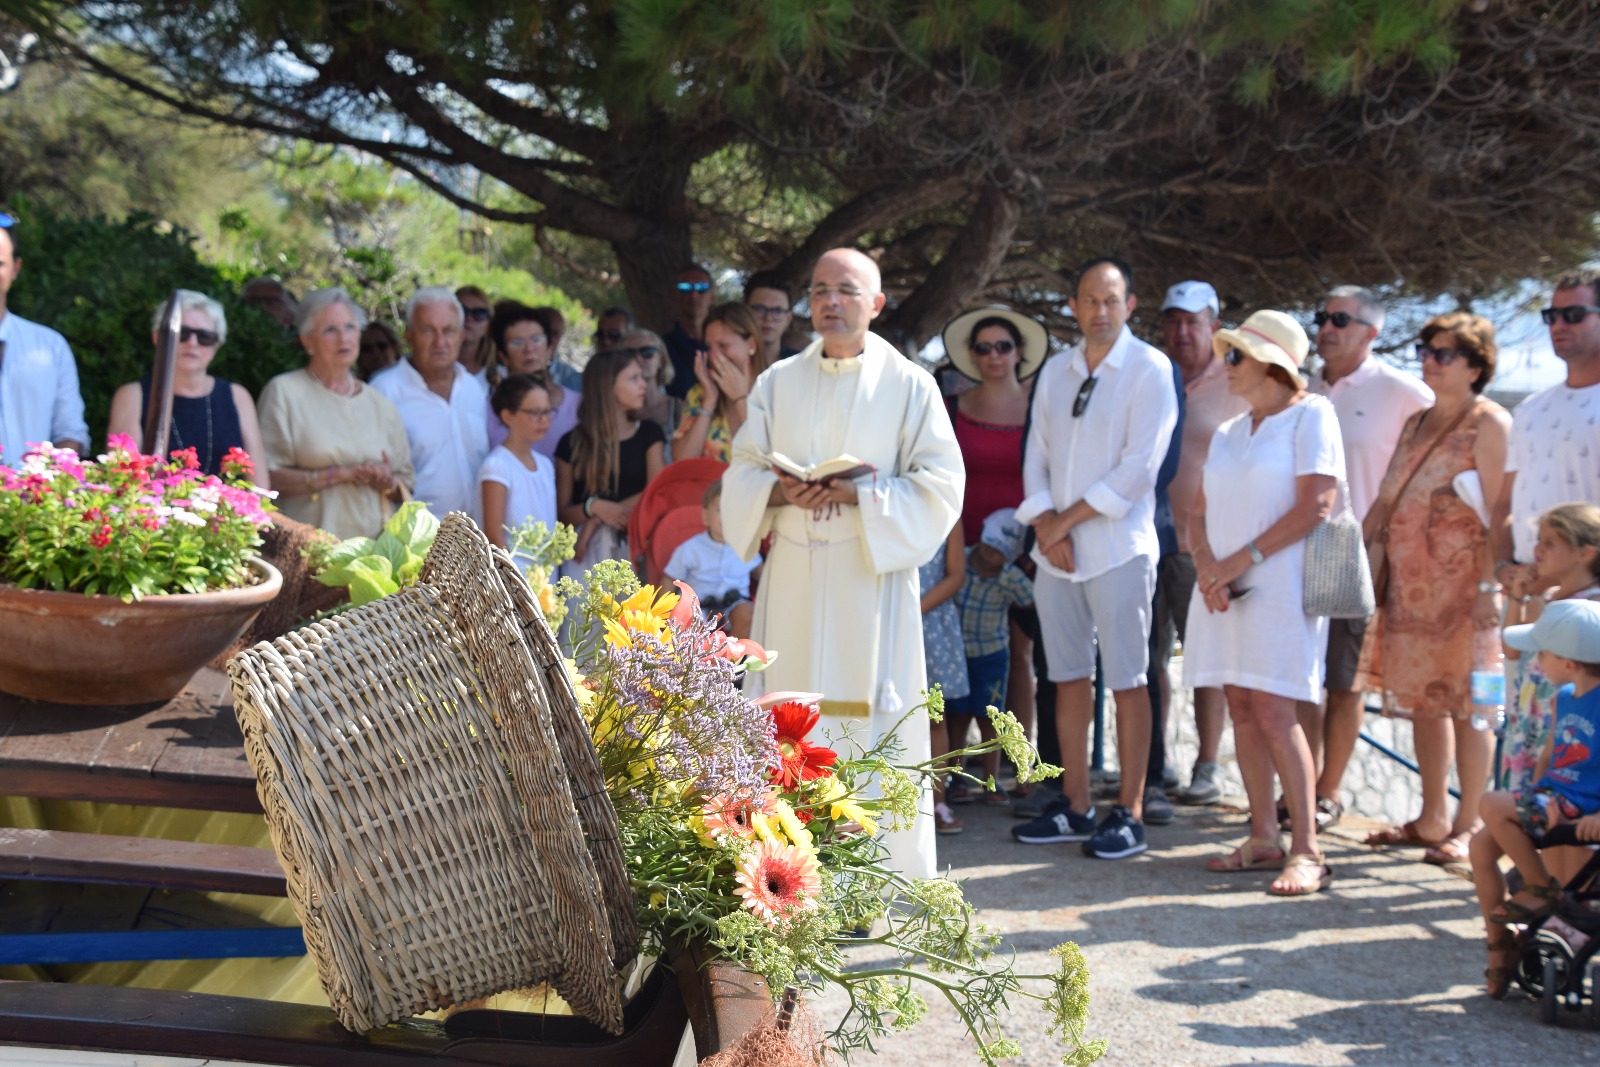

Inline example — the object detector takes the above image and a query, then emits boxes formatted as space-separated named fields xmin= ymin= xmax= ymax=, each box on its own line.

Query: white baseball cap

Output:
xmin=1503 ymin=599 xmax=1600 ymax=662
xmin=1160 ymin=281 xmax=1220 ymax=316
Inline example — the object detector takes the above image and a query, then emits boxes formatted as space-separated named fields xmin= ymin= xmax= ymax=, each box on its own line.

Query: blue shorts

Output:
xmin=948 ymin=648 xmax=1008 ymax=716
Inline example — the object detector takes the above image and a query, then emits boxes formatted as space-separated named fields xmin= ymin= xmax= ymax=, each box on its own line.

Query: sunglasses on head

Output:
xmin=1415 ymin=342 xmax=1467 ymax=366
xmin=179 ymin=326 xmax=220 ymax=347
xmin=1313 ymin=310 xmax=1373 ymax=330
xmin=972 ymin=340 xmax=1017 ymax=357
xmin=676 ymin=281 xmax=712 ymax=293
xmin=1072 ymin=375 xmax=1097 ymax=417
xmin=464 ymin=306 xmax=491 ymax=322
xmin=1540 ymin=305 xmax=1600 ymax=326
xmin=0 ymin=211 xmax=14 ymax=229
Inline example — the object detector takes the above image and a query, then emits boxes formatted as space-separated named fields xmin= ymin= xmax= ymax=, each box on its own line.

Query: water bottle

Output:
xmin=1470 ymin=665 xmax=1506 ymax=733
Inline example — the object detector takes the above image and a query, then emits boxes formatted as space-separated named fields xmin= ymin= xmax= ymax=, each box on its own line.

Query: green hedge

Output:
xmin=6 ymin=204 xmax=305 ymax=450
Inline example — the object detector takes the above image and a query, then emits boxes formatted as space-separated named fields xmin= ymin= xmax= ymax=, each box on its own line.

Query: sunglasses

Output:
xmin=359 ymin=340 xmax=393 ymax=353
xmin=595 ymin=328 xmax=626 ymax=343
xmin=1313 ymin=310 xmax=1373 ymax=330
xmin=1222 ymin=347 xmax=1247 ymax=366
xmin=178 ymin=326 xmax=221 ymax=346
xmin=1415 ymin=342 xmax=1467 ymax=366
xmin=1540 ymin=305 xmax=1600 ymax=326
xmin=517 ymin=406 xmax=555 ymax=419
xmin=622 ymin=344 xmax=661 ymax=359
xmin=972 ymin=340 xmax=1017 ymax=357
xmin=464 ymin=306 xmax=491 ymax=322
xmin=0 ymin=211 xmax=14 ymax=229
xmin=1072 ymin=375 xmax=1097 ymax=417
xmin=676 ymin=281 xmax=712 ymax=293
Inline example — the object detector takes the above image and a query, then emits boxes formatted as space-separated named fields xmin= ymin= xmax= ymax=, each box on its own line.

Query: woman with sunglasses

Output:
xmin=1356 ymin=312 xmax=1510 ymax=864
xmin=624 ymin=326 xmax=679 ymax=442
xmin=673 ymin=302 xmax=768 ymax=462
xmin=1184 ymin=310 xmax=1343 ymax=896
xmin=485 ymin=301 xmax=579 ymax=459
xmin=107 ymin=289 xmax=268 ymax=487
xmin=937 ymin=306 xmax=1051 ymax=803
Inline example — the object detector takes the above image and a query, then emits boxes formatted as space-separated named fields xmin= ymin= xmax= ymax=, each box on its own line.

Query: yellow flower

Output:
xmin=602 ymin=584 xmax=681 ymax=648
xmin=817 ymin=777 xmax=880 ymax=837
xmin=751 ymin=796 xmax=816 ymax=855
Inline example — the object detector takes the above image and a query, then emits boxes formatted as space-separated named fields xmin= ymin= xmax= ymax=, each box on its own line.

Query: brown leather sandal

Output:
xmin=1485 ymin=929 xmax=1522 ymax=999
xmin=1489 ymin=880 xmax=1563 ymax=926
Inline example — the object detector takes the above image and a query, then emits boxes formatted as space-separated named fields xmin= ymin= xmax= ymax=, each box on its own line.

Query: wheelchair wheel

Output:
xmin=1588 ymin=959 xmax=1600 ymax=1029
xmin=1519 ymin=929 xmax=1576 ymax=998
xmin=1542 ymin=958 xmax=1560 ymax=1023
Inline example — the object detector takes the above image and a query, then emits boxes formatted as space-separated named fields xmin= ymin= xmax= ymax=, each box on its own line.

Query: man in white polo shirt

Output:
xmin=0 ymin=214 xmax=89 ymax=463
xmin=371 ymin=287 xmax=490 ymax=523
xmin=1493 ymin=269 xmax=1600 ymax=591
xmin=1011 ymin=258 xmax=1178 ymax=860
xmin=1303 ymin=285 xmax=1432 ymax=828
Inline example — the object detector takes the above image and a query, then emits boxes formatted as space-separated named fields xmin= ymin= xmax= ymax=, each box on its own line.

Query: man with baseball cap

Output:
xmin=1157 ymin=281 xmax=1250 ymax=806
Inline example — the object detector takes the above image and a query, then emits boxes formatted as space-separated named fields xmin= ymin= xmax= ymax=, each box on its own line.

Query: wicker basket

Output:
xmin=228 ymin=514 xmax=634 ymax=1034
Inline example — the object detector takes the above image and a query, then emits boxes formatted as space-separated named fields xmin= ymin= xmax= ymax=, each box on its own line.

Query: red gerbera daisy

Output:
xmin=770 ymin=700 xmax=837 ymax=788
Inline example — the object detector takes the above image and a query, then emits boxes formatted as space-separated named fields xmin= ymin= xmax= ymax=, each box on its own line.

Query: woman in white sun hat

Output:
xmin=1182 ymin=309 xmax=1347 ymax=897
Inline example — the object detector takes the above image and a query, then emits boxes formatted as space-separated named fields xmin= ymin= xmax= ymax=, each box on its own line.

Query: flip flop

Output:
xmin=1268 ymin=853 xmax=1332 ymax=897
xmin=1364 ymin=820 xmax=1444 ymax=848
xmin=1422 ymin=835 xmax=1471 ymax=866
xmin=1205 ymin=836 xmax=1285 ymax=872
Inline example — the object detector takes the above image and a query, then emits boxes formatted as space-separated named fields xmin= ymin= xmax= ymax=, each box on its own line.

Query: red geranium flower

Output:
xmin=770 ymin=700 xmax=837 ymax=788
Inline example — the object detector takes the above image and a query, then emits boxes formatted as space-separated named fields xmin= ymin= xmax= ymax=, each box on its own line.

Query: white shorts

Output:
xmin=1036 ymin=555 xmax=1156 ymax=692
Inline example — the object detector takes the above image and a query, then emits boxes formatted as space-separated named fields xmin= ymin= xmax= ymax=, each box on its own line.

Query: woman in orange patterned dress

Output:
xmin=1356 ymin=312 xmax=1511 ymax=864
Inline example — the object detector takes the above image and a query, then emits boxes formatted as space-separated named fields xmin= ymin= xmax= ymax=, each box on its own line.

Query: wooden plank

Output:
xmin=0 ymin=881 xmax=152 ymax=936
xmin=0 ymin=827 xmax=287 ymax=896
xmin=0 ymin=765 xmax=262 ymax=812
xmin=0 ymin=926 xmax=305 ymax=964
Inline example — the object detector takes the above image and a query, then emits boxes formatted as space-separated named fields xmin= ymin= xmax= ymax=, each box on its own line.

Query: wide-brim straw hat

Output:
xmin=1213 ymin=310 xmax=1310 ymax=389
xmin=941 ymin=305 xmax=1050 ymax=381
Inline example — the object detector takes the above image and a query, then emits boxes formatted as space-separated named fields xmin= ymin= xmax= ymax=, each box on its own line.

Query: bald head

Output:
xmin=809 ymin=248 xmax=886 ymax=357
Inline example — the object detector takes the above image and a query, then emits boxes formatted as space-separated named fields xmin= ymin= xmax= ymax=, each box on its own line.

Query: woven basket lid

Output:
xmin=229 ymin=514 xmax=630 ymax=1033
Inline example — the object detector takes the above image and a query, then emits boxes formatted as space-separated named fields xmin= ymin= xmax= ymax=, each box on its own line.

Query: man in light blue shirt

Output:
xmin=0 ymin=216 xmax=89 ymax=464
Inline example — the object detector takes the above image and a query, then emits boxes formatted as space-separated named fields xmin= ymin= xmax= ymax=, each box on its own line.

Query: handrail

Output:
xmin=141 ymin=290 xmax=182 ymax=457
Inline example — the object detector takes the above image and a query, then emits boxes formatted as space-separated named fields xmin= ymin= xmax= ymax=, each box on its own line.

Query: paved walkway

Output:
xmin=816 ymin=798 xmax=1594 ymax=1065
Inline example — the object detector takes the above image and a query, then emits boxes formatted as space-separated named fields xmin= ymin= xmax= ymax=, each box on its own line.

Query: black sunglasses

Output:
xmin=464 ymin=306 xmax=491 ymax=322
xmin=178 ymin=326 xmax=221 ymax=346
xmin=1072 ymin=375 xmax=1097 ymax=417
xmin=596 ymin=328 xmax=626 ymax=343
xmin=1313 ymin=310 xmax=1373 ymax=330
xmin=676 ymin=281 xmax=712 ymax=293
xmin=1540 ymin=305 xmax=1600 ymax=326
xmin=1222 ymin=347 xmax=1247 ymax=366
xmin=1414 ymin=342 xmax=1467 ymax=366
xmin=622 ymin=344 xmax=660 ymax=358
xmin=972 ymin=340 xmax=1017 ymax=357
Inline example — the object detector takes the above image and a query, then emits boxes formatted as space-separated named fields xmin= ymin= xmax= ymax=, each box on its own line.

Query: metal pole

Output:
xmin=142 ymin=291 xmax=181 ymax=457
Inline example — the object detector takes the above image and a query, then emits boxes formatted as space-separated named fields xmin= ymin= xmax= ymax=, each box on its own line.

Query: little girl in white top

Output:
xmin=479 ymin=374 xmax=558 ymax=551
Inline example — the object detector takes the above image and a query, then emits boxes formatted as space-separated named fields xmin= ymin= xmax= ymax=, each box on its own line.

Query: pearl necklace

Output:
xmin=305 ymin=366 xmax=358 ymax=397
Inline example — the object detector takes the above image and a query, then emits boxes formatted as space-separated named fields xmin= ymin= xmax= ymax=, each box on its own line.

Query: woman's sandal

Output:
xmin=1205 ymin=836 xmax=1285 ymax=872
xmin=1365 ymin=820 xmax=1445 ymax=848
xmin=1267 ymin=853 xmax=1333 ymax=897
xmin=1485 ymin=929 xmax=1522 ymax=1000
xmin=1489 ymin=880 xmax=1563 ymax=926
xmin=1422 ymin=834 xmax=1472 ymax=866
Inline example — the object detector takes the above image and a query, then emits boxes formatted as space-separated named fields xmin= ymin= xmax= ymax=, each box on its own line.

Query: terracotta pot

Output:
xmin=0 ymin=557 xmax=283 ymax=705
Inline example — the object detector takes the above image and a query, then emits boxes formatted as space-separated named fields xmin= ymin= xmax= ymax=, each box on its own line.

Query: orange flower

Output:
xmin=770 ymin=700 xmax=837 ymax=789
xmin=733 ymin=839 xmax=822 ymax=924
xmin=695 ymin=791 xmax=776 ymax=845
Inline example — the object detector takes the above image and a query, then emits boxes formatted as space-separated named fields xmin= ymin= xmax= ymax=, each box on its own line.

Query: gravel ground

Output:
xmin=810 ymin=795 xmax=1598 ymax=1066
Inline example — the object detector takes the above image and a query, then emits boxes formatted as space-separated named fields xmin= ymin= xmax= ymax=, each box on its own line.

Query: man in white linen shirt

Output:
xmin=0 ymin=215 xmax=89 ymax=463
xmin=371 ymin=287 xmax=490 ymax=523
xmin=1011 ymin=258 xmax=1178 ymax=860
xmin=1493 ymin=269 xmax=1600 ymax=590
xmin=1302 ymin=285 xmax=1432 ymax=829
xmin=722 ymin=247 xmax=964 ymax=880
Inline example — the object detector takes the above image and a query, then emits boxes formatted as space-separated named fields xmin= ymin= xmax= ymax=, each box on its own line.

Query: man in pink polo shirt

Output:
xmin=1158 ymin=281 xmax=1252 ymax=805
xmin=1302 ymin=285 xmax=1433 ymax=828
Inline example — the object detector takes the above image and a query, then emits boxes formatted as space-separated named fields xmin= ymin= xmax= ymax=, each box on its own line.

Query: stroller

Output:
xmin=1511 ymin=821 xmax=1600 ymax=1026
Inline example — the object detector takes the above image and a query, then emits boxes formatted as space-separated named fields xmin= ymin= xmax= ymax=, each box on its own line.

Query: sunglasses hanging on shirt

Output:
xmin=1072 ymin=375 xmax=1097 ymax=417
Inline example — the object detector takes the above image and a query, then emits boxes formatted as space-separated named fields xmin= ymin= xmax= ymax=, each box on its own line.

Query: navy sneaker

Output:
xmin=1011 ymin=797 xmax=1097 ymax=845
xmin=1082 ymin=805 xmax=1147 ymax=859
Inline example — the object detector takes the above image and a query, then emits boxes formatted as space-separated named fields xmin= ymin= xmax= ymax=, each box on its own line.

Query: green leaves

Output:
xmin=313 ymin=501 xmax=439 ymax=606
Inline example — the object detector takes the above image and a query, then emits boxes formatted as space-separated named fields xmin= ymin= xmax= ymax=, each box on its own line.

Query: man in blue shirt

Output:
xmin=0 ymin=213 xmax=89 ymax=463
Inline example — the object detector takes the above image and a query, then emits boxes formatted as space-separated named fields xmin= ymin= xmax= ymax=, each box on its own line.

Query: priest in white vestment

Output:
xmin=722 ymin=249 xmax=964 ymax=879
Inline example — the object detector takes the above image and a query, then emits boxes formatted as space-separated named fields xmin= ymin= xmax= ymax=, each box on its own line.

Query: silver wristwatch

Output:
xmin=1247 ymin=541 xmax=1265 ymax=565
xmin=1477 ymin=580 xmax=1501 ymax=594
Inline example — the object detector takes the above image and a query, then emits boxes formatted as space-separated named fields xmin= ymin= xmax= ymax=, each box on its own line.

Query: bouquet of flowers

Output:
xmin=0 ymin=436 xmax=272 ymax=600
xmin=559 ymin=556 xmax=1105 ymax=1066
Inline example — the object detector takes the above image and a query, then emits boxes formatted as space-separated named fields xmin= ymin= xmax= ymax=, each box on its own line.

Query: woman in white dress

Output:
xmin=1184 ymin=310 xmax=1345 ymax=897
xmin=479 ymin=374 xmax=558 ymax=551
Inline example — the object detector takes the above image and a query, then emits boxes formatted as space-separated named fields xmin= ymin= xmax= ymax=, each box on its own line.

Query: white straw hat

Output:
xmin=941 ymin=306 xmax=1050 ymax=381
xmin=1212 ymin=310 xmax=1310 ymax=389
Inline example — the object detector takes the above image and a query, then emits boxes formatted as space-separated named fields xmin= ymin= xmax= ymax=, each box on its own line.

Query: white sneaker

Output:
xmin=1179 ymin=760 xmax=1224 ymax=805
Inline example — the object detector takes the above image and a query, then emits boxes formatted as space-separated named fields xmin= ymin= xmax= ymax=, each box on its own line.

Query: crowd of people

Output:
xmin=4 ymin=207 xmax=1600 ymax=993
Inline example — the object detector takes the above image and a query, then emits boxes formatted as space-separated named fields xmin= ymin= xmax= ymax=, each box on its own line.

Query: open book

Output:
xmin=768 ymin=451 xmax=876 ymax=484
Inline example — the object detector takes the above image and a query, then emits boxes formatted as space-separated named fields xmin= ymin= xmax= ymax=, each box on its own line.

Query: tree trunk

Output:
xmin=613 ymin=226 xmax=695 ymax=338
xmin=882 ymin=183 xmax=1022 ymax=347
